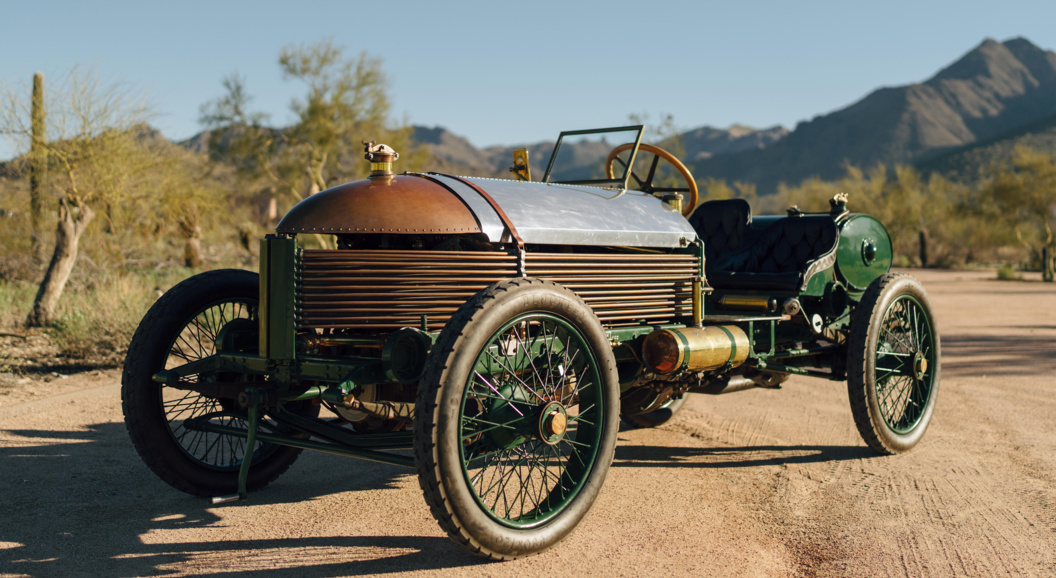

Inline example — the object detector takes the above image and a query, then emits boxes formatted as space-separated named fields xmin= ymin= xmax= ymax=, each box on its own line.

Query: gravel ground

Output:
xmin=1 ymin=269 xmax=1054 ymax=577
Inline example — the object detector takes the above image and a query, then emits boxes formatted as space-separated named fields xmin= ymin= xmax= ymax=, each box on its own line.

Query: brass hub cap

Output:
xmin=539 ymin=402 xmax=568 ymax=446
xmin=913 ymin=351 xmax=928 ymax=380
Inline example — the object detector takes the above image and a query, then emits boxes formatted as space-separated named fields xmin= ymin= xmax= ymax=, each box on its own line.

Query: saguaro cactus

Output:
xmin=30 ymin=72 xmax=46 ymax=262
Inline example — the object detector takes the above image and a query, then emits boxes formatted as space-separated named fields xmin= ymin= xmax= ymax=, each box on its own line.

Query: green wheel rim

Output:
xmin=458 ymin=312 xmax=605 ymax=529
xmin=874 ymin=294 xmax=937 ymax=434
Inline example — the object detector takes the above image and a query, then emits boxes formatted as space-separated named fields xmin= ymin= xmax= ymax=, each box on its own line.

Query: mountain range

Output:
xmin=415 ymin=37 xmax=1056 ymax=193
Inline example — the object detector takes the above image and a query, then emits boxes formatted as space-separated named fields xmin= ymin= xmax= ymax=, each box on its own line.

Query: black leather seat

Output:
xmin=688 ymin=199 xmax=752 ymax=267
xmin=688 ymin=200 xmax=838 ymax=292
xmin=707 ymin=216 xmax=838 ymax=291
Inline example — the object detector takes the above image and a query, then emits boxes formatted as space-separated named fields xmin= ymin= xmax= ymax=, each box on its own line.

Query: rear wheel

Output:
xmin=122 ymin=269 xmax=313 ymax=496
xmin=415 ymin=278 xmax=619 ymax=560
xmin=847 ymin=273 xmax=940 ymax=454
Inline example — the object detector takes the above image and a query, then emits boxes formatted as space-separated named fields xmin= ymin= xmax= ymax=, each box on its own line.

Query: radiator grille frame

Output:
xmin=296 ymin=249 xmax=697 ymax=332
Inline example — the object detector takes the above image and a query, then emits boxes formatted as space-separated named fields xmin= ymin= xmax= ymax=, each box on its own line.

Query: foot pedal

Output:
xmin=211 ymin=494 xmax=243 ymax=505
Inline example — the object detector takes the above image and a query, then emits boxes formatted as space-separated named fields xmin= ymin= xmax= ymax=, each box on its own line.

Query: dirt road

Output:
xmin=1 ymin=269 xmax=1054 ymax=577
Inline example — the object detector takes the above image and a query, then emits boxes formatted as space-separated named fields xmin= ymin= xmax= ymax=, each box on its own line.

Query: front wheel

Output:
xmin=121 ymin=269 xmax=313 ymax=496
xmin=847 ymin=273 xmax=940 ymax=454
xmin=414 ymin=278 xmax=620 ymax=560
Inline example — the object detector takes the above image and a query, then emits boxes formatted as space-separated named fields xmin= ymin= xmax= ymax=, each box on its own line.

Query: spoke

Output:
xmin=192 ymin=317 xmax=218 ymax=356
xmin=461 ymin=416 xmax=520 ymax=439
xmin=163 ymin=389 xmax=198 ymax=410
xmin=875 ymin=365 xmax=905 ymax=379
xmin=473 ymin=371 xmax=525 ymax=417
xmin=175 ymin=330 xmax=205 ymax=363
xmin=568 ymin=409 xmax=596 ymax=427
xmin=467 ymin=444 xmax=517 ymax=464
xmin=560 ymin=438 xmax=589 ymax=467
xmin=167 ymin=341 xmax=194 ymax=363
xmin=890 ymin=303 xmax=915 ymax=352
xmin=466 ymin=390 xmax=519 ymax=404
xmin=515 ymin=323 xmax=546 ymax=399
xmin=882 ymin=376 xmax=912 ymax=423
xmin=477 ymin=450 xmax=513 ymax=500
xmin=645 ymin=154 xmax=660 ymax=187
xmin=536 ymin=321 xmax=558 ymax=399
xmin=562 ymin=437 xmax=591 ymax=449
xmin=482 ymin=351 xmax=547 ymax=404
xmin=200 ymin=430 xmax=226 ymax=464
xmin=499 ymin=448 xmax=534 ymax=516
xmin=514 ymin=445 xmax=538 ymax=516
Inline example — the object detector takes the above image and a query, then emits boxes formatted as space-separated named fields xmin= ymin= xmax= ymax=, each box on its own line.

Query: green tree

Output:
xmin=980 ymin=145 xmax=1056 ymax=265
xmin=0 ymin=69 xmax=189 ymax=325
xmin=201 ymin=40 xmax=422 ymax=212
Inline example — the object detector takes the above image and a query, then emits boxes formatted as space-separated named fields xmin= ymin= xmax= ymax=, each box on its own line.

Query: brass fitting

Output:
xmin=662 ymin=192 xmax=684 ymax=214
xmin=363 ymin=140 xmax=399 ymax=177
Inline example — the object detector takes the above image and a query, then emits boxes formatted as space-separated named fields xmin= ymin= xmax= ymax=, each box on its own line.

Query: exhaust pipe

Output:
xmin=689 ymin=376 xmax=756 ymax=395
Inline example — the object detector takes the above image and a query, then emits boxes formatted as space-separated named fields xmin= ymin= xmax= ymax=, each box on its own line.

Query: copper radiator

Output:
xmin=296 ymin=249 xmax=697 ymax=331
xmin=525 ymin=253 xmax=696 ymax=324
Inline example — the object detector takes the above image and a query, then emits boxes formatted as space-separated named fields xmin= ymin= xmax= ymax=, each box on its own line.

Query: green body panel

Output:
xmin=836 ymin=215 xmax=892 ymax=291
xmin=259 ymin=236 xmax=297 ymax=360
xmin=802 ymin=267 xmax=834 ymax=297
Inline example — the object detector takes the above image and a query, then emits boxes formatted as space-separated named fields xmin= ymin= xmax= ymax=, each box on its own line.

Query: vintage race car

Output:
xmin=122 ymin=125 xmax=940 ymax=560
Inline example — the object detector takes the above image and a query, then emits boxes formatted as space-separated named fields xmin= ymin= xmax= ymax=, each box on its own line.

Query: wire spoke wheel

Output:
xmin=873 ymin=296 xmax=936 ymax=433
xmin=122 ymin=270 xmax=312 ymax=496
xmin=460 ymin=313 xmax=603 ymax=527
xmin=161 ymin=299 xmax=271 ymax=470
xmin=415 ymin=278 xmax=619 ymax=560
xmin=848 ymin=273 xmax=940 ymax=454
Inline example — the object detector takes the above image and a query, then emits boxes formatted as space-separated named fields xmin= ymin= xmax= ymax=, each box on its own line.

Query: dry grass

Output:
xmin=0 ymin=267 xmax=207 ymax=370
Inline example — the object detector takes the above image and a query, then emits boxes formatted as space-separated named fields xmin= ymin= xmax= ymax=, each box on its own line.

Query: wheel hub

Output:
xmin=913 ymin=351 xmax=928 ymax=380
xmin=538 ymin=401 xmax=568 ymax=445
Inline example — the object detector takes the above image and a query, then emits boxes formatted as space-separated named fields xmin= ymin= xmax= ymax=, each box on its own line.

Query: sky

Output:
xmin=1 ymin=0 xmax=1055 ymax=161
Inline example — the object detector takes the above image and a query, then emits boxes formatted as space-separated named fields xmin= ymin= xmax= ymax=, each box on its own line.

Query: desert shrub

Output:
xmin=48 ymin=267 xmax=202 ymax=364
xmin=0 ymin=280 xmax=37 ymax=329
xmin=995 ymin=264 xmax=1021 ymax=281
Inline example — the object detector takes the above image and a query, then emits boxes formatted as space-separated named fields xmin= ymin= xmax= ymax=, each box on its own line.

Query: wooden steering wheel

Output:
xmin=604 ymin=143 xmax=698 ymax=217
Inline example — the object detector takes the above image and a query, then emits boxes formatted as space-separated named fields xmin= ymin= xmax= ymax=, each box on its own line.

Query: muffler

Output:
xmin=641 ymin=325 xmax=750 ymax=375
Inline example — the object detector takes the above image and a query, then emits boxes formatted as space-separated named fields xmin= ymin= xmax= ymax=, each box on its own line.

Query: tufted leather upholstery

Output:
xmin=688 ymin=199 xmax=753 ymax=267
xmin=705 ymin=215 xmax=839 ymax=292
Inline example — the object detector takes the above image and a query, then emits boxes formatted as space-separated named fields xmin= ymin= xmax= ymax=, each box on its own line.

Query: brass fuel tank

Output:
xmin=642 ymin=325 xmax=750 ymax=375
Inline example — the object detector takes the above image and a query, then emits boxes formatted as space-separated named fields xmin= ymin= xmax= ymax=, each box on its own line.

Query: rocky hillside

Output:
xmin=173 ymin=37 xmax=1054 ymax=194
xmin=916 ymin=110 xmax=1056 ymax=181
xmin=412 ymin=123 xmax=790 ymax=179
xmin=692 ymin=37 xmax=1056 ymax=193
xmin=680 ymin=124 xmax=789 ymax=163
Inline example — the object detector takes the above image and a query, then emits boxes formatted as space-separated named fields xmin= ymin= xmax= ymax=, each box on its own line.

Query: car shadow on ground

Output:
xmin=0 ymin=422 xmax=488 ymax=576
xmin=940 ymin=331 xmax=1056 ymax=378
xmin=612 ymin=441 xmax=876 ymax=469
